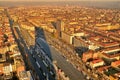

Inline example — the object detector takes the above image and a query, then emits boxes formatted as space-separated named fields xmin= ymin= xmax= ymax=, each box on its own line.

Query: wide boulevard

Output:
xmin=50 ymin=45 xmax=85 ymax=80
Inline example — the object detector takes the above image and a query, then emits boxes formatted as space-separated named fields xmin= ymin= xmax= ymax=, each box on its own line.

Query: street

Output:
xmin=49 ymin=45 xmax=85 ymax=80
xmin=45 ymin=30 xmax=99 ymax=80
xmin=19 ymin=26 xmax=86 ymax=80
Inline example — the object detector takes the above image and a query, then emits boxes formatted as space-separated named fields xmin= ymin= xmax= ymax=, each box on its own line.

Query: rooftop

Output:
xmin=91 ymin=58 xmax=104 ymax=64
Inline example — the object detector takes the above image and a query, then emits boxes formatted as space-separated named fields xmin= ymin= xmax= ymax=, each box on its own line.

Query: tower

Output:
xmin=56 ymin=20 xmax=64 ymax=37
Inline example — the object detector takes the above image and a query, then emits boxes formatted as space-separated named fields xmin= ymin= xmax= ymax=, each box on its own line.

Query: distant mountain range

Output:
xmin=0 ymin=1 xmax=120 ymax=9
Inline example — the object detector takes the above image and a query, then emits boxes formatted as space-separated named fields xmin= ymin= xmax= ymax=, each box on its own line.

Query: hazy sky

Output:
xmin=0 ymin=0 xmax=119 ymax=1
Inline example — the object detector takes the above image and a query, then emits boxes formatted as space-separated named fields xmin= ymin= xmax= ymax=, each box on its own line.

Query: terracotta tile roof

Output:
xmin=91 ymin=59 xmax=103 ymax=64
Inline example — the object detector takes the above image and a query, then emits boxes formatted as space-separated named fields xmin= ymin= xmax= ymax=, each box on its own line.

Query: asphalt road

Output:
xmin=49 ymin=45 xmax=85 ymax=80
xmin=7 ymin=9 xmax=86 ymax=80
xmin=13 ymin=23 xmax=86 ymax=80
xmin=20 ymin=28 xmax=34 ymax=47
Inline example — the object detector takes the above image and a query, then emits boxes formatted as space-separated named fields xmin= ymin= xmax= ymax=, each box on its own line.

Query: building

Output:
xmin=3 ymin=63 xmax=13 ymax=75
xmin=17 ymin=66 xmax=25 ymax=74
xmin=61 ymin=31 xmax=74 ymax=44
xmin=74 ymin=36 xmax=89 ymax=48
xmin=97 ymin=66 xmax=110 ymax=73
xmin=18 ymin=71 xmax=29 ymax=80
xmin=109 ymin=75 xmax=118 ymax=80
xmin=56 ymin=20 xmax=64 ymax=37
xmin=101 ymin=46 xmax=120 ymax=54
xmin=100 ymin=52 xmax=120 ymax=61
xmin=0 ymin=64 xmax=3 ymax=75
xmin=90 ymin=58 xmax=104 ymax=68
xmin=0 ymin=54 xmax=6 ymax=62
xmin=95 ymin=24 xmax=120 ymax=31
xmin=20 ymin=22 xmax=35 ymax=31
xmin=62 ymin=31 xmax=85 ymax=45
xmin=104 ymin=67 xmax=119 ymax=78
xmin=18 ymin=70 xmax=34 ymax=80
xmin=111 ymin=60 xmax=120 ymax=68
xmin=82 ymin=50 xmax=94 ymax=62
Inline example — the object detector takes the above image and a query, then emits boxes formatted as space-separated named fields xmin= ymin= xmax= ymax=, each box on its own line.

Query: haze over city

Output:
xmin=0 ymin=0 xmax=120 ymax=80
xmin=0 ymin=0 xmax=120 ymax=9
xmin=0 ymin=0 xmax=119 ymax=1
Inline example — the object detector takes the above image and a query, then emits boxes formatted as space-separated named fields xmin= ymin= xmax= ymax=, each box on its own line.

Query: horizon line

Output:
xmin=0 ymin=0 xmax=119 ymax=2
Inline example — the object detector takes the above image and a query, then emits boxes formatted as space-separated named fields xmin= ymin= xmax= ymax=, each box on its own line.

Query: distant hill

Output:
xmin=0 ymin=1 xmax=120 ymax=9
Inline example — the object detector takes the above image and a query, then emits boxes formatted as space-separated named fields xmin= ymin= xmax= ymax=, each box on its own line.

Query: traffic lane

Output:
xmin=20 ymin=28 xmax=34 ymax=46
xmin=28 ymin=52 xmax=45 ymax=79
xmin=49 ymin=46 xmax=85 ymax=80
xmin=14 ymin=27 xmax=44 ymax=78
xmin=33 ymin=54 xmax=55 ymax=80
xmin=16 ymin=27 xmax=53 ymax=79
